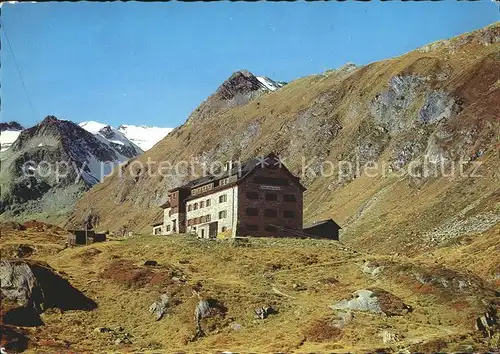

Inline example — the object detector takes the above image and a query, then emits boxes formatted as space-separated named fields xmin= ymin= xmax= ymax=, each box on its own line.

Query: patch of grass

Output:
xmin=302 ymin=318 xmax=342 ymax=342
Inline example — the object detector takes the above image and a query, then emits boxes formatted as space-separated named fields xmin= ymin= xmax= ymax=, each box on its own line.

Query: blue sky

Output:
xmin=1 ymin=2 xmax=498 ymax=129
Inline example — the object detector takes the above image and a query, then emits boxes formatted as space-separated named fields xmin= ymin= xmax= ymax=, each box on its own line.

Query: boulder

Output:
xmin=194 ymin=299 xmax=226 ymax=338
xmin=332 ymin=311 xmax=353 ymax=329
xmin=254 ymin=305 xmax=276 ymax=319
xmin=378 ymin=330 xmax=401 ymax=344
xmin=94 ymin=327 xmax=112 ymax=333
xmin=330 ymin=288 xmax=411 ymax=316
xmin=0 ymin=259 xmax=97 ymax=327
xmin=331 ymin=289 xmax=382 ymax=314
xmin=361 ymin=261 xmax=384 ymax=277
xmin=476 ymin=304 xmax=499 ymax=338
xmin=15 ymin=244 xmax=36 ymax=258
xmin=230 ymin=322 xmax=242 ymax=331
xmin=0 ymin=259 xmax=44 ymax=312
xmin=149 ymin=294 xmax=169 ymax=320
xmin=144 ymin=260 xmax=158 ymax=267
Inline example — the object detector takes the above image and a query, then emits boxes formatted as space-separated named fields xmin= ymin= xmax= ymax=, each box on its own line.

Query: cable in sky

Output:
xmin=0 ymin=15 xmax=38 ymax=119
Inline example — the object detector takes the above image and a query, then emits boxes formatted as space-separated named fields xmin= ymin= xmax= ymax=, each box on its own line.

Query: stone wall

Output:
xmin=185 ymin=186 xmax=238 ymax=238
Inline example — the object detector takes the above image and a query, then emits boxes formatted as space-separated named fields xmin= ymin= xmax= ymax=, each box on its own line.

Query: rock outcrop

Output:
xmin=0 ymin=121 xmax=25 ymax=132
xmin=194 ymin=299 xmax=226 ymax=337
xmin=0 ymin=259 xmax=97 ymax=326
xmin=149 ymin=294 xmax=169 ymax=321
xmin=330 ymin=288 xmax=411 ymax=316
xmin=476 ymin=304 xmax=499 ymax=338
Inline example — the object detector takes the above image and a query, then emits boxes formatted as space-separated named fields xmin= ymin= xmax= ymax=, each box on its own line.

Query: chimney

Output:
xmin=224 ymin=160 xmax=233 ymax=171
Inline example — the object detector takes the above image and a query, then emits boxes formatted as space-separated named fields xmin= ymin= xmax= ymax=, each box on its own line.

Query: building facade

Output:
xmin=156 ymin=153 xmax=305 ymax=238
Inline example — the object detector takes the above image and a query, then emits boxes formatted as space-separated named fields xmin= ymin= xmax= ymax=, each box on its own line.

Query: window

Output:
xmin=219 ymin=194 xmax=227 ymax=203
xmin=206 ymin=214 xmax=211 ymax=222
xmin=265 ymin=225 xmax=277 ymax=232
xmin=166 ymin=225 xmax=171 ymax=232
xmin=219 ymin=210 xmax=227 ymax=219
xmin=188 ymin=204 xmax=192 ymax=211
xmin=246 ymin=224 xmax=259 ymax=231
xmin=246 ymin=208 xmax=259 ymax=216
xmin=194 ymin=203 xmax=198 ymax=210
xmin=265 ymin=193 xmax=277 ymax=201
xmin=206 ymin=199 xmax=211 ymax=207
xmin=246 ymin=191 xmax=258 ymax=200
xmin=283 ymin=194 xmax=296 ymax=202
xmin=221 ymin=226 xmax=227 ymax=232
xmin=264 ymin=209 xmax=277 ymax=217
xmin=284 ymin=210 xmax=295 ymax=219
xmin=200 ymin=184 xmax=212 ymax=192
xmin=220 ymin=178 xmax=229 ymax=186
xmin=200 ymin=201 xmax=205 ymax=208
xmin=201 ymin=229 xmax=205 ymax=238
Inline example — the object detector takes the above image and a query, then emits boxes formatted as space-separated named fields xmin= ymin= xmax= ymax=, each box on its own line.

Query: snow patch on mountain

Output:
xmin=0 ymin=130 xmax=22 ymax=152
xmin=117 ymin=125 xmax=173 ymax=151
xmin=256 ymin=76 xmax=285 ymax=91
xmin=80 ymin=121 xmax=172 ymax=151
xmin=0 ymin=121 xmax=24 ymax=152
xmin=78 ymin=121 xmax=108 ymax=134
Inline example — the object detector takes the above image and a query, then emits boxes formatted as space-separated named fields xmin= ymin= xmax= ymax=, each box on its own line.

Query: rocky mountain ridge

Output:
xmin=0 ymin=116 xmax=142 ymax=223
xmin=69 ymin=23 xmax=500 ymax=255
xmin=79 ymin=121 xmax=143 ymax=158
xmin=184 ymin=70 xmax=284 ymax=125
xmin=0 ymin=121 xmax=24 ymax=131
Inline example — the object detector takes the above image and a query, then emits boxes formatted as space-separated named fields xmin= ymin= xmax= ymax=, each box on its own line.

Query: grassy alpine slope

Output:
xmin=0 ymin=224 xmax=499 ymax=353
xmin=68 ymin=23 xmax=500 ymax=256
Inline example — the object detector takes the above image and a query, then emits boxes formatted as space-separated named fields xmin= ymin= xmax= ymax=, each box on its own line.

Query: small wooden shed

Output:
xmin=67 ymin=230 xmax=106 ymax=246
xmin=302 ymin=219 xmax=341 ymax=241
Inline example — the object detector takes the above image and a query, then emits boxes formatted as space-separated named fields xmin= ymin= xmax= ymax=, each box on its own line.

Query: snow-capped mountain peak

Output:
xmin=78 ymin=120 xmax=108 ymax=134
xmin=79 ymin=121 xmax=172 ymax=151
xmin=79 ymin=121 xmax=143 ymax=158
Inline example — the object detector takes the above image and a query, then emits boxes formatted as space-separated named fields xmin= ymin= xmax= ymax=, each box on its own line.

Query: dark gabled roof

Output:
xmin=181 ymin=157 xmax=261 ymax=189
xmin=152 ymin=222 xmax=163 ymax=227
xmin=304 ymin=219 xmax=342 ymax=230
xmin=168 ymin=153 xmax=306 ymax=193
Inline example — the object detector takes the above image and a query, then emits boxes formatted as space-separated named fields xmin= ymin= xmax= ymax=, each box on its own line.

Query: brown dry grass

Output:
xmin=302 ymin=318 xmax=342 ymax=342
xmin=1 ymin=230 xmax=498 ymax=353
